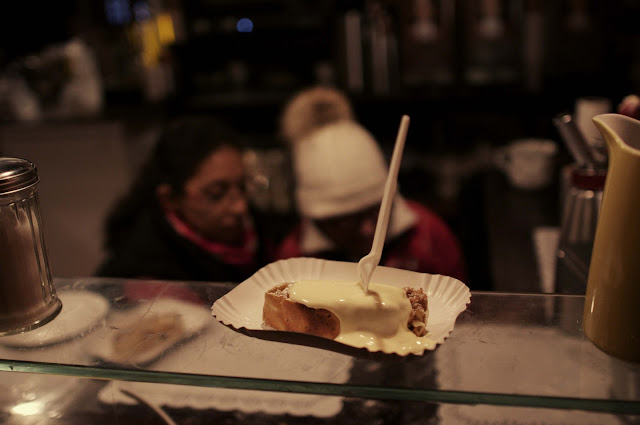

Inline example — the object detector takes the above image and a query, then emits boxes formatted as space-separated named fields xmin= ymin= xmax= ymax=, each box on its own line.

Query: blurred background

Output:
xmin=0 ymin=0 xmax=639 ymax=292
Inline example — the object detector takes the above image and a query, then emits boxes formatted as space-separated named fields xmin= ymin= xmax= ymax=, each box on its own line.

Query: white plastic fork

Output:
xmin=357 ymin=115 xmax=410 ymax=293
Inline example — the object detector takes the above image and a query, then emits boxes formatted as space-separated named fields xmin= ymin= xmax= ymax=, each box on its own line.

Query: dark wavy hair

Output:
xmin=103 ymin=115 xmax=242 ymax=250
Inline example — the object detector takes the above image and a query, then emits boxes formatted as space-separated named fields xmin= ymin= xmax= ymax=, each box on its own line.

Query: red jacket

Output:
xmin=275 ymin=200 xmax=467 ymax=282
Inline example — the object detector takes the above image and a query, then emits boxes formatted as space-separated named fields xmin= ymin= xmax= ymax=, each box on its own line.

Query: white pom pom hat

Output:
xmin=293 ymin=121 xmax=389 ymax=219
xmin=292 ymin=120 xmax=417 ymax=253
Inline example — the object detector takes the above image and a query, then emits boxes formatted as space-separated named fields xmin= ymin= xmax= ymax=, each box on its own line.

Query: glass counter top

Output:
xmin=0 ymin=277 xmax=638 ymax=419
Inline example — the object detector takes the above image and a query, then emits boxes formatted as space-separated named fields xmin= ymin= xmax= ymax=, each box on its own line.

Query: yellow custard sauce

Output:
xmin=288 ymin=280 xmax=435 ymax=355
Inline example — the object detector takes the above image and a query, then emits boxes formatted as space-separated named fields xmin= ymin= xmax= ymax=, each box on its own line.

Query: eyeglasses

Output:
xmin=200 ymin=179 xmax=249 ymax=204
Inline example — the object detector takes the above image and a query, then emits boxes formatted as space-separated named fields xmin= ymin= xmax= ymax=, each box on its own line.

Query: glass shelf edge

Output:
xmin=1 ymin=360 xmax=638 ymax=415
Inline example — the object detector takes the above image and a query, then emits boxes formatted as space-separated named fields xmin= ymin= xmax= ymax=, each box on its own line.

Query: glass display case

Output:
xmin=1 ymin=277 xmax=638 ymax=424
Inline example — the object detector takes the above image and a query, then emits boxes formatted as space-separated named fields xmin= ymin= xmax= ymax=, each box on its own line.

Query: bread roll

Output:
xmin=112 ymin=312 xmax=185 ymax=361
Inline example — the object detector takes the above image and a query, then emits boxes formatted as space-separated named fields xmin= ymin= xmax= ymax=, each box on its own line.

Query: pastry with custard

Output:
xmin=263 ymin=280 xmax=430 ymax=354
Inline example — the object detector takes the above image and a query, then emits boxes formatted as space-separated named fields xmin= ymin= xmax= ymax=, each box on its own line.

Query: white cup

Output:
xmin=575 ymin=97 xmax=612 ymax=142
xmin=495 ymin=139 xmax=558 ymax=190
xmin=575 ymin=97 xmax=612 ymax=162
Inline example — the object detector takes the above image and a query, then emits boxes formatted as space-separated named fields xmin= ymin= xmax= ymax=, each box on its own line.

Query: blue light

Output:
xmin=133 ymin=1 xmax=151 ymax=21
xmin=236 ymin=18 xmax=253 ymax=33
xmin=105 ymin=0 xmax=131 ymax=25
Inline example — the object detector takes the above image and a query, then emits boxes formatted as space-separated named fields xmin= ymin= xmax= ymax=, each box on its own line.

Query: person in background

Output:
xmin=275 ymin=87 xmax=466 ymax=281
xmin=618 ymin=94 xmax=640 ymax=119
xmin=96 ymin=116 xmax=270 ymax=298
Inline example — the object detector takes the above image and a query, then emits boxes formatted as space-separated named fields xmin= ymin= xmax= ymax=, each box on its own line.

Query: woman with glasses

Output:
xmin=96 ymin=116 xmax=269 ymax=288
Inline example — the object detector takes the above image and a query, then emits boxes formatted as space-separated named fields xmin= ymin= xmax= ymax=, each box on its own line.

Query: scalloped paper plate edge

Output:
xmin=212 ymin=258 xmax=471 ymax=355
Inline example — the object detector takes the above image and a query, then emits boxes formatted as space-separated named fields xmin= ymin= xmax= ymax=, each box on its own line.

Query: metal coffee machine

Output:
xmin=553 ymin=114 xmax=607 ymax=294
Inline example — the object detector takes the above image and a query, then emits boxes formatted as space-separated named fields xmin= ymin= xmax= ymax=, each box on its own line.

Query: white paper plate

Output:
xmin=98 ymin=380 xmax=345 ymax=418
xmin=98 ymin=312 xmax=354 ymax=417
xmin=0 ymin=290 xmax=109 ymax=348
xmin=85 ymin=297 xmax=210 ymax=365
xmin=97 ymin=316 xmax=353 ymax=417
xmin=211 ymin=258 xmax=471 ymax=355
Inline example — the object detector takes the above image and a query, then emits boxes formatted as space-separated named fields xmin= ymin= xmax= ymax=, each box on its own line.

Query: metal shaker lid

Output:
xmin=0 ymin=157 xmax=39 ymax=194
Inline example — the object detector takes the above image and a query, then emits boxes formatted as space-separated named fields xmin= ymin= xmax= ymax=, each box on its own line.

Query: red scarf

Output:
xmin=164 ymin=210 xmax=257 ymax=267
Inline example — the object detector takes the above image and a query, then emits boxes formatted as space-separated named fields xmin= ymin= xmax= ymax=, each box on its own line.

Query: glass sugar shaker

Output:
xmin=0 ymin=157 xmax=61 ymax=335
